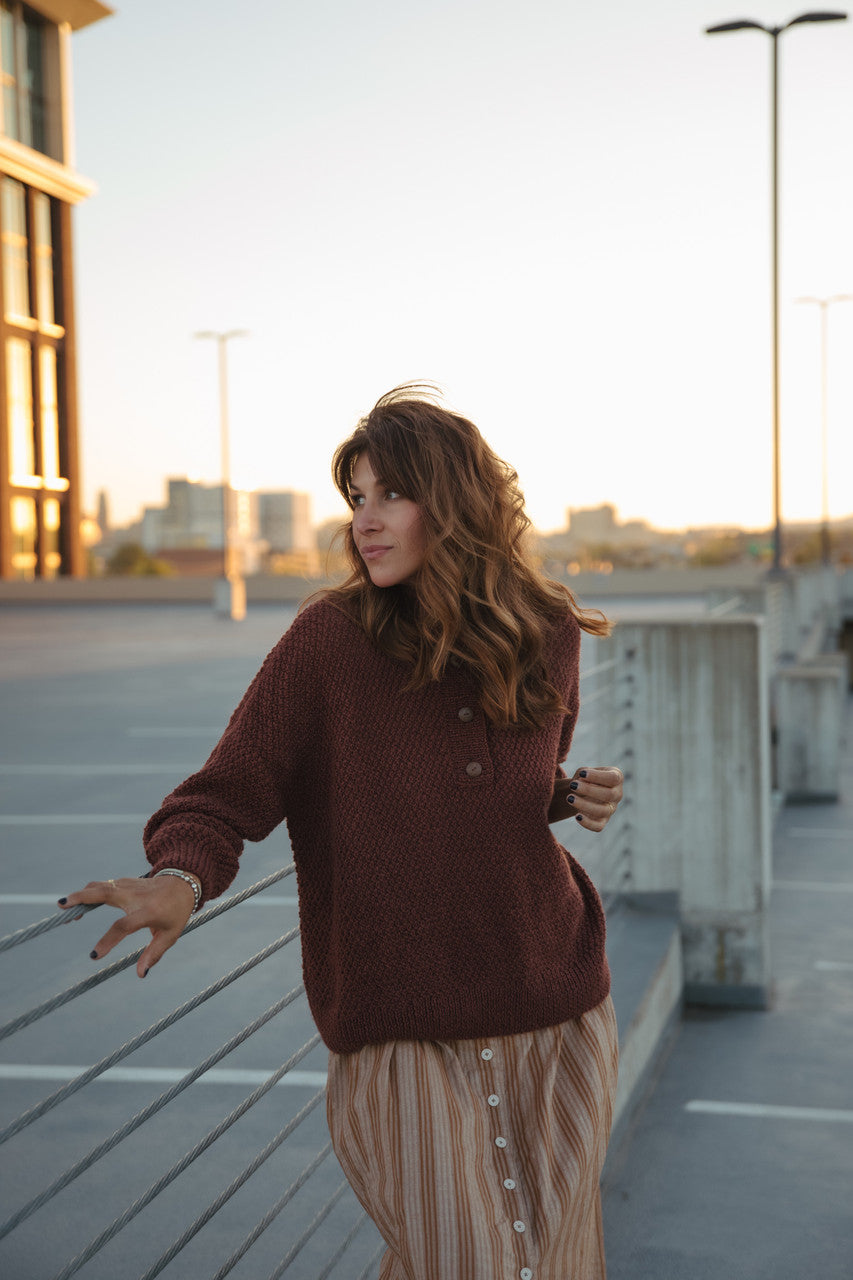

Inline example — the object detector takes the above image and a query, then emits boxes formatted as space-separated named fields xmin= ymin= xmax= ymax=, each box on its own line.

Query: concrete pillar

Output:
xmin=775 ymin=656 xmax=847 ymax=801
xmin=213 ymin=576 xmax=246 ymax=621
xmin=616 ymin=617 xmax=772 ymax=1008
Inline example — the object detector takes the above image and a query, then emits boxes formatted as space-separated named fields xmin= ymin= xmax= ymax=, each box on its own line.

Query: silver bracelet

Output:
xmin=154 ymin=868 xmax=202 ymax=914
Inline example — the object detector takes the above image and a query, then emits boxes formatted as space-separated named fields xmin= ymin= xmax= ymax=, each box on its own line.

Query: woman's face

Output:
xmin=349 ymin=454 xmax=427 ymax=587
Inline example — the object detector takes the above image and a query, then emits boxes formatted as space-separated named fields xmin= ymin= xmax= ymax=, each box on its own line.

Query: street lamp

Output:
xmin=705 ymin=11 xmax=848 ymax=572
xmin=194 ymin=329 xmax=249 ymax=618
xmin=794 ymin=293 xmax=853 ymax=564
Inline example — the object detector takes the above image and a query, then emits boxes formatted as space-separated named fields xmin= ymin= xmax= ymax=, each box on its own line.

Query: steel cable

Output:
xmin=0 ymin=985 xmax=304 ymax=1237
xmin=0 ymin=868 xmax=297 ymax=1041
xmin=207 ymin=1143 xmax=334 ymax=1280
xmin=265 ymin=1180 xmax=350 ymax=1280
xmin=0 ymin=928 xmax=300 ymax=1146
xmin=51 ymin=1035 xmax=323 ymax=1280
xmin=315 ymin=1211 xmax=374 ymax=1280
xmin=137 ymin=1098 xmax=330 ymax=1280
xmin=0 ymin=864 xmax=295 ymax=954
xmin=354 ymin=1242 xmax=386 ymax=1280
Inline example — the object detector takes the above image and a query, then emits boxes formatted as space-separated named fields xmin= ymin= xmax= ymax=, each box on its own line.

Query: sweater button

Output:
xmin=466 ymin=761 xmax=483 ymax=778
xmin=458 ymin=706 xmax=474 ymax=722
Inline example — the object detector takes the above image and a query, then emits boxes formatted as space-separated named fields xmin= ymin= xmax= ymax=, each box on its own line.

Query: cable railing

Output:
xmin=565 ymin=640 xmax=636 ymax=907
xmin=0 ymin=650 xmax=634 ymax=1280
xmin=0 ymin=867 xmax=384 ymax=1280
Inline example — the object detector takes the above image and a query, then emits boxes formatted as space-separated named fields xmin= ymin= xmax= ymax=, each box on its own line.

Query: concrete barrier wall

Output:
xmin=776 ymin=655 xmax=848 ymax=802
xmin=841 ymin=569 xmax=853 ymax=618
xmin=616 ymin=617 xmax=773 ymax=1008
xmin=0 ymin=564 xmax=773 ymax=607
xmin=0 ymin=574 xmax=325 ymax=605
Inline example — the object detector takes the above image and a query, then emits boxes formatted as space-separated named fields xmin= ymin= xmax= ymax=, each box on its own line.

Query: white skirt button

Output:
xmin=503 ymin=1178 xmax=517 ymax=1190
xmin=495 ymin=1136 xmax=507 ymax=1148
xmin=480 ymin=1048 xmax=494 ymax=1060
xmin=513 ymin=1220 xmax=526 ymax=1233
xmin=487 ymin=1094 xmax=500 ymax=1107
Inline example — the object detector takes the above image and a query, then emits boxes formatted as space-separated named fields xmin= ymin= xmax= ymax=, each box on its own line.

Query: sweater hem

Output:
xmin=315 ymin=959 xmax=612 ymax=1055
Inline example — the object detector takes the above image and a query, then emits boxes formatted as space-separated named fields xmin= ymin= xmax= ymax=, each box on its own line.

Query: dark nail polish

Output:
xmin=89 ymin=950 xmax=98 ymax=960
xmin=576 ymin=813 xmax=584 ymax=822
xmin=58 ymin=897 xmax=67 ymax=905
xmin=578 ymin=769 xmax=588 ymax=778
xmin=569 ymin=781 xmax=579 ymax=791
xmin=567 ymin=794 xmax=575 ymax=804
xmin=143 ymin=967 xmax=150 ymax=978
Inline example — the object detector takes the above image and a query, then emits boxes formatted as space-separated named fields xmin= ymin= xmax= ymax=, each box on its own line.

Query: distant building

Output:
xmin=137 ymin=477 xmax=262 ymax=575
xmin=95 ymin=488 xmax=110 ymax=535
xmin=141 ymin=478 xmax=232 ymax=552
xmin=132 ymin=477 xmax=318 ymax=576
xmin=257 ymin=491 xmax=313 ymax=555
xmin=0 ymin=0 xmax=112 ymax=580
xmin=256 ymin=489 xmax=318 ymax=573
xmin=567 ymin=504 xmax=618 ymax=543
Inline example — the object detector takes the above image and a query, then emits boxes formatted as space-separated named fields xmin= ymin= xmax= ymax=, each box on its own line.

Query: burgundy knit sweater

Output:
xmin=144 ymin=600 xmax=610 ymax=1053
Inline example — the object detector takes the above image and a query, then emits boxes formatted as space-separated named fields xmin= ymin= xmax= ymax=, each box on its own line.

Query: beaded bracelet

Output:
xmin=154 ymin=868 xmax=202 ymax=914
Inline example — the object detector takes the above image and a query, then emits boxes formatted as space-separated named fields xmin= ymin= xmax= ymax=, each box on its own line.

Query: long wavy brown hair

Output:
xmin=322 ymin=384 xmax=610 ymax=730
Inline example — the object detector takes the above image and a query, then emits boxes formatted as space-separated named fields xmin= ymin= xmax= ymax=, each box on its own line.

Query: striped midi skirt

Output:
xmin=327 ymin=996 xmax=618 ymax=1280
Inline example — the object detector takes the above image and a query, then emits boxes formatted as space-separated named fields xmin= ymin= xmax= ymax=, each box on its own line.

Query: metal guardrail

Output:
xmin=566 ymin=642 xmax=635 ymax=906
xmin=0 ymin=866 xmax=384 ymax=1280
xmin=0 ymin=647 xmax=633 ymax=1280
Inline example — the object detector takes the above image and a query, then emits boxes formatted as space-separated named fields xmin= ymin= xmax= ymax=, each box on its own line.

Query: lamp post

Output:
xmin=794 ymin=293 xmax=853 ymax=564
xmin=195 ymin=328 xmax=249 ymax=619
xmin=705 ymin=11 xmax=848 ymax=572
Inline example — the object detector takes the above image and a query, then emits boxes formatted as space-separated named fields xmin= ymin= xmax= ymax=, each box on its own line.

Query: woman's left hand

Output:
xmin=548 ymin=766 xmax=624 ymax=830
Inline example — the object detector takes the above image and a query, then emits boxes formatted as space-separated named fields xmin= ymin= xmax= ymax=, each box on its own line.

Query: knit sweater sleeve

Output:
xmin=143 ymin=603 xmax=327 ymax=902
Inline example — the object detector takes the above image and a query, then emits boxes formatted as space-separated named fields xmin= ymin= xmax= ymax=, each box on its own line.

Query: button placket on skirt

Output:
xmin=460 ymin=1037 xmax=538 ymax=1276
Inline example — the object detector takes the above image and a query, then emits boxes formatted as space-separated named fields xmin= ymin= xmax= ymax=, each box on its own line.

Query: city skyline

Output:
xmin=70 ymin=1 xmax=853 ymax=535
xmin=93 ymin=472 xmax=853 ymax=542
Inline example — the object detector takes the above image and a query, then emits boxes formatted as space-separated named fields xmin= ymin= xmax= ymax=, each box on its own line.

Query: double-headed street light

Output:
xmin=195 ymin=329 xmax=249 ymax=618
xmin=705 ymin=11 xmax=848 ymax=572
xmin=794 ymin=293 xmax=853 ymax=564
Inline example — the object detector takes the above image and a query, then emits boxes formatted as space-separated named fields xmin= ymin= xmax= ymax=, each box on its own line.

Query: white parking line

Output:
xmin=774 ymin=880 xmax=853 ymax=893
xmin=127 ymin=728 xmax=221 ymax=738
xmin=0 ymin=765 xmax=194 ymax=776
xmin=0 ymin=1064 xmax=326 ymax=1087
xmin=686 ymin=1100 xmax=853 ymax=1123
xmin=786 ymin=829 xmax=853 ymax=841
xmin=0 ymin=816 xmax=149 ymax=825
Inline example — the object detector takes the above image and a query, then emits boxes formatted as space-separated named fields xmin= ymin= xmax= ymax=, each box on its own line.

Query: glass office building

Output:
xmin=0 ymin=0 xmax=110 ymax=579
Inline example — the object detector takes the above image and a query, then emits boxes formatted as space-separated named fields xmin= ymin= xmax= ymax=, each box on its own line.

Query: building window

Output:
xmin=39 ymin=343 xmax=59 ymax=481
xmin=33 ymin=190 xmax=54 ymax=324
xmin=0 ymin=2 xmax=47 ymax=154
xmin=0 ymin=4 xmax=17 ymax=142
xmin=42 ymin=493 xmax=60 ymax=576
xmin=2 ymin=176 xmax=30 ymax=320
xmin=10 ymin=492 xmax=35 ymax=578
xmin=6 ymin=334 xmax=34 ymax=481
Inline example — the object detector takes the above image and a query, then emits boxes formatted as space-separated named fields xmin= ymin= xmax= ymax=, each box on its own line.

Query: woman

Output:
xmin=60 ymin=385 xmax=624 ymax=1279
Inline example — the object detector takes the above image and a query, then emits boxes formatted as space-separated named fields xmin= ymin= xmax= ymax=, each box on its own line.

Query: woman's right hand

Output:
xmin=57 ymin=873 xmax=199 ymax=978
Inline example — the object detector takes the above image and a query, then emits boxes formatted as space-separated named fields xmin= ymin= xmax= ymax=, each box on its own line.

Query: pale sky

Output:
xmin=69 ymin=0 xmax=853 ymax=534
